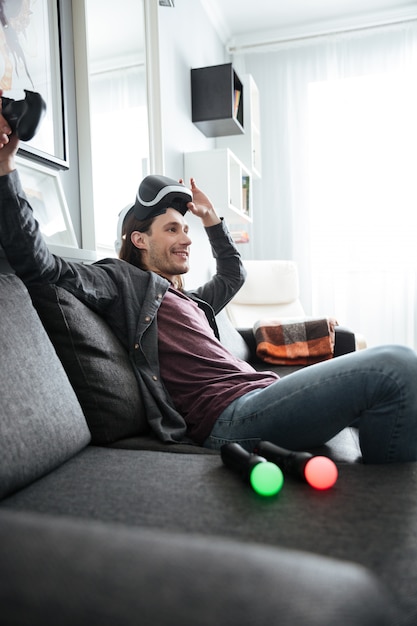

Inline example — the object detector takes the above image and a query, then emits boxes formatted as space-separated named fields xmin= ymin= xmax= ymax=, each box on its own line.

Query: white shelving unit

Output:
xmin=184 ymin=148 xmax=252 ymax=224
xmin=216 ymin=74 xmax=261 ymax=179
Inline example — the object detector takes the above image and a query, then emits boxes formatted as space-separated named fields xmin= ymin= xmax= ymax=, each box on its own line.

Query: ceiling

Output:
xmin=87 ymin=0 xmax=417 ymax=67
xmin=205 ymin=0 xmax=417 ymax=46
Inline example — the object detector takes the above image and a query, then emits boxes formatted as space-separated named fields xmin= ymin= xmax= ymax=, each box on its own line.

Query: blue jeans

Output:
xmin=204 ymin=345 xmax=417 ymax=463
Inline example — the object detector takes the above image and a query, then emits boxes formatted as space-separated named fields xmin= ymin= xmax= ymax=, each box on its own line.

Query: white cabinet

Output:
xmin=184 ymin=148 xmax=252 ymax=224
xmin=216 ymin=74 xmax=261 ymax=178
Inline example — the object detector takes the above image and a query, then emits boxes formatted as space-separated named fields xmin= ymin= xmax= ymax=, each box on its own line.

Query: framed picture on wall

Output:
xmin=0 ymin=0 xmax=68 ymax=168
xmin=16 ymin=156 xmax=77 ymax=249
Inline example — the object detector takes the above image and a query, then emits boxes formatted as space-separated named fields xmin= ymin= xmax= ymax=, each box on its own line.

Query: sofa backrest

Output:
xmin=0 ymin=274 xmax=91 ymax=499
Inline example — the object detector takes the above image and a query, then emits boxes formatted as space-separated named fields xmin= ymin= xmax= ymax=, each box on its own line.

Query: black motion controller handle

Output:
xmin=221 ymin=442 xmax=267 ymax=479
xmin=255 ymin=441 xmax=312 ymax=479
xmin=1 ymin=90 xmax=47 ymax=142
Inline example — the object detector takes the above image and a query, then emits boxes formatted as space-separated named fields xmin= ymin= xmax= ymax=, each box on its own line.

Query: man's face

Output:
xmin=131 ymin=208 xmax=192 ymax=282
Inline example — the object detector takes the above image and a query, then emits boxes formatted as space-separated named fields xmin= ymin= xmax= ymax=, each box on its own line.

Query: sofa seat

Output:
xmin=1 ymin=445 xmax=416 ymax=624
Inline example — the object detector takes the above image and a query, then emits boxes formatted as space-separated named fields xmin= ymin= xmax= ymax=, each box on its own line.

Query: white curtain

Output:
xmin=235 ymin=21 xmax=417 ymax=349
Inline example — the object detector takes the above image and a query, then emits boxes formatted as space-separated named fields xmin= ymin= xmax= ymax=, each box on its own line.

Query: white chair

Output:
xmin=225 ymin=259 xmax=365 ymax=352
xmin=226 ymin=260 xmax=305 ymax=328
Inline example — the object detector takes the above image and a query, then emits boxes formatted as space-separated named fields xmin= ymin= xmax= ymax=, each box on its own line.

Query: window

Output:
xmin=85 ymin=0 xmax=149 ymax=258
xmin=308 ymin=70 xmax=417 ymax=346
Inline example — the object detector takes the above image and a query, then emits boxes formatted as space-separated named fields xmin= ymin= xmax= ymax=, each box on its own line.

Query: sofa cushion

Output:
xmin=28 ymin=284 xmax=148 ymax=445
xmin=0 ymin=275 xmax=91 ymax=499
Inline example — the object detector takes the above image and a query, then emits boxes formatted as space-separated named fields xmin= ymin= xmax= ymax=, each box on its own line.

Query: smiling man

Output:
xmin=2 ymin=103 xmax=417 ymax=464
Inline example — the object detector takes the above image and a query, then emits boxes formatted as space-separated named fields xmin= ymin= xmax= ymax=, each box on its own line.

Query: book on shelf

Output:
xmin=242 ymin=175 xmax=250 ymax=215
xmin=230 ymin=230 xmax=250 ymax=244
xmin=233 ymin=89 xmax=241 ymax=119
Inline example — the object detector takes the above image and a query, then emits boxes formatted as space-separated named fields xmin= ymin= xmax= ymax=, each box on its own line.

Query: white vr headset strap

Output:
xmin=114 ymin=204 xmax=133 ymax=255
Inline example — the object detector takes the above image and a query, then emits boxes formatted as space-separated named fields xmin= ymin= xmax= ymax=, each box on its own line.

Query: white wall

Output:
xmin=158 ymin=1 xmax=227 ymax=178
xmin=158 ymin=0 xmax=229 ymax=288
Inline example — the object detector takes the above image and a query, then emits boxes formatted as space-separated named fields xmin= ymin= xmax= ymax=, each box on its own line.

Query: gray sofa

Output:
xmin=0 ymin=272 xmax=415 ymax=625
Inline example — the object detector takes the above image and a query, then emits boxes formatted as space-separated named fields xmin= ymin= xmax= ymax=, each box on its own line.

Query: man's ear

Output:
xmin=131 ymin=231 xmax=147 ymax=249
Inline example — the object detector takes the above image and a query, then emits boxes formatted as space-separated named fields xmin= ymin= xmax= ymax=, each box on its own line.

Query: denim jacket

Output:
xmin=0 ymin=170 xmax=246 ymax=443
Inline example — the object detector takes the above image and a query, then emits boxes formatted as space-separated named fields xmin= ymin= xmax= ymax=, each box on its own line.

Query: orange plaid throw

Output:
xmin=254 ymin=317 xmax=338 ymax=365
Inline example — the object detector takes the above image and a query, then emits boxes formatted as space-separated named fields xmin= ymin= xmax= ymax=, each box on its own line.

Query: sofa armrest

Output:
xmin=0 ymin=509 xmax=397 ymax=626
xmin=237 ymin=327 xmax=258 ymax=358
xmin=333 ymin=325 xmax=356 ymax=356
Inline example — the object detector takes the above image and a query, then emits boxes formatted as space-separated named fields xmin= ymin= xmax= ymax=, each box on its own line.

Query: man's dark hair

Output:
xmin=118 ymin=210 xmax=154 ymax=268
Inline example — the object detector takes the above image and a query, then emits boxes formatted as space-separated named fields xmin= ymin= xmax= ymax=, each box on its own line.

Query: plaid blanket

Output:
xmin=254 ymin=317 xmax=338 ymax=365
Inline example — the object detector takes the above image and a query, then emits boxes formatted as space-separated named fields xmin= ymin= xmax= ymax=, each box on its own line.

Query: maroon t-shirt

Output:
xmin=157 ymin=288 xmax=278 ymax=444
